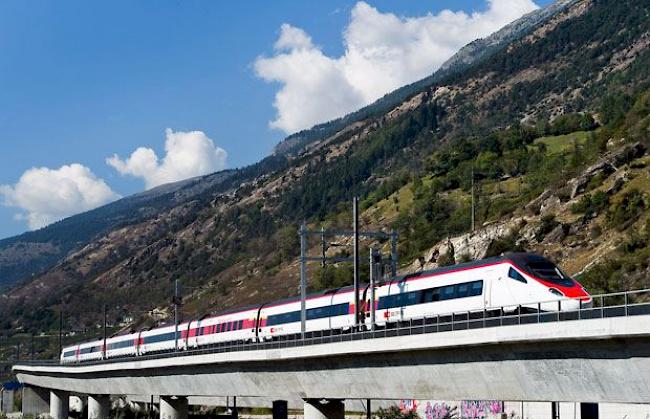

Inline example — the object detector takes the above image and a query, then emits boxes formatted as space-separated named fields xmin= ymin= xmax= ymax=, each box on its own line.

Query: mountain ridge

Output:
xmin=2 ymin=0 xmax=650 ymax=350
xmin=0 ymin=0 xmax=576 ymax=291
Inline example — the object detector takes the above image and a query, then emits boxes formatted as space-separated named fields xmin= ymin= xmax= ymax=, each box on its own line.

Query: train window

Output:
xmin=470 ymin=281 xmax=483 ymax=296
xmin=526 ymin=261 xmax=574 ymax=287
xmin=143 ymin=331 xmax=176 ymax=344
xmin=457 ymin=283 xmax=469 ymax=298
xmin=267 ymin=303 xmax=349 ymax=326
xmin=405 ymin=292 xmax=419 ymax=305
xmin=63 ymin=350 xmax=76 ymax=357
xmin=308 ymin=306 xmax=329 ymax=320
xmin=108 ymin=340 xmax=133 ymax=350
xmin=380 ymin=280 xmax=483 ymax=309
xmin=238 ymin=320 xmax=244 ymax=330
xmin=441 ymin=286 xmax=455 ymax=300
xmin=508 ymin=267 xmax=527 ymax=283
xmin=330 ymin=303 xmax=349 ymax=317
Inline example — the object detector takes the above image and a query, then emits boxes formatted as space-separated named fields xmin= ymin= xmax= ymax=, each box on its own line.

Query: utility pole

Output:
xmin=299 ymin=222 xmax=307 ymax=339
xmin=471 ymin=165 xmax=475 ymax=232
xmin=320 ymin=226 xmax=326 ymax=268
xmin=369 ymin=248 xmax=379 ymax=331
xmin=390 ymin=230 xmax=398 ymax=279
xmin=103 ymin=304 xmax=107 ymax=360
xmin=58 ymin=310 xmax=64 ymax=359
xmin=353 ymin=196 xmax=360 ymax=328
xmin=174 ymin=279 xmax=181 ymax=351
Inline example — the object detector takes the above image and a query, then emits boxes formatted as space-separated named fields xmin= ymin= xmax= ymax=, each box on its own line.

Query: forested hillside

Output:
xmin=1 ymin=0 xmax=649 ymax=361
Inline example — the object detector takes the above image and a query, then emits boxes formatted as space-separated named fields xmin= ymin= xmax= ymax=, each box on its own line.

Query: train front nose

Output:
xmin=558 ymin=283 xmax=592 ymax=310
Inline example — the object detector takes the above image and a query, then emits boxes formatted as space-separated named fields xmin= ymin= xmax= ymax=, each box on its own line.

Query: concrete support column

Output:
xmin=88 ymin=395 xmax=110 ymax=419
xmin=1 ymin=389 xmax=16 ymax=413
xmin=272 ymin=400 xmax=288 ymax=419
xmin=22 ymin=386 xmax=50 ymax=417
xmin=160 ymin=396 xmax=188 ymax=419
xmin=50 ymin=390 xmax=70 ymax=419
xmin=303 ymin=399 xmax=345 ymax=419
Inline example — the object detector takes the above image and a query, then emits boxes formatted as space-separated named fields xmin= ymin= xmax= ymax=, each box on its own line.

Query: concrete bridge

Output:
xmin=11 ymin=295 xmax=650 ymax=419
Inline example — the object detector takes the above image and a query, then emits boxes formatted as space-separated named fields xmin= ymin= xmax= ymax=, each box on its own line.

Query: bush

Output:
xmin=437 ymin=249 xmax=455 ymax=267
xmin=571 ymin=191 xmax=610 ymax=216
xmin=375 ymin=406 xmax=421 ymax=419
xmin=312 ymin=264 xmax=354 ymax=290
xmin=535 ymin=215 xmax=559 ymax=241
xmin=547 ymin=113 xmax=598 ymax=136
xmin=607 ymin=189 xmax=646 ymax=230
xmin=486 ymin=233 xmax=527 ymax=257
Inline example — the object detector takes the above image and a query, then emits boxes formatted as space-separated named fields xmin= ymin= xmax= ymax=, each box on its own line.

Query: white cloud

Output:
xmin=255 ymin=0 xmax=539 ymax=133
xmin=0 ymin=164 xmax=120 ymax=230
xmin=107 ymin=128 xmax=228 ymax=190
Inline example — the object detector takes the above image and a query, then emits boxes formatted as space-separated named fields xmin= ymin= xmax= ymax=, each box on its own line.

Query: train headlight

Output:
xmin=549 ymin=288 xmax=564 ymax=297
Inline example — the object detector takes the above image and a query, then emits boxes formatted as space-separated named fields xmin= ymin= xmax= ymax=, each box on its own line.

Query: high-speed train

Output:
xmin=61 ymin=253 xmax=591 ymax=363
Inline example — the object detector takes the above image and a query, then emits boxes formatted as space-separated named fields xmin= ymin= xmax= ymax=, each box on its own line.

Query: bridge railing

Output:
xmin=13 ymin=288 xmax=650 ymax=368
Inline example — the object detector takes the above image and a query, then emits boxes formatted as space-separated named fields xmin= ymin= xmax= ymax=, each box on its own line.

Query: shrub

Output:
xmin=486 ymin=233 xmax=527 ymax=257
xmin=437 ymin=249 xmax=455 ymax=267
xmin=535 ymin=215 xmax=559 ymax=241
xmin=571 ymin=191 xmax=610 ymax=216
xmin=607 ymin=189 xmax=646 ymax=230
xmin=375 ymin=406 xmax=421 ymax=419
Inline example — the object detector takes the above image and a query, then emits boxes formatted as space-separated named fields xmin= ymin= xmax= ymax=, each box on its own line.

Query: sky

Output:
xmin=0 ymin=0 xmax=552 ymax=239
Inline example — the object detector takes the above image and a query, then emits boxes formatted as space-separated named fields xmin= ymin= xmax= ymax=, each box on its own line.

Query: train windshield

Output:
xmin=523 ymin=257 xmax=574 ymax=287
xmin=509 ymin=254 xmax=576 ymax=287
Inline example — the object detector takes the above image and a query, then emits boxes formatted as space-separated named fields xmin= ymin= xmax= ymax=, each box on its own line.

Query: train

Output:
xmin=60 ymin=252 xmax=591 ymax=363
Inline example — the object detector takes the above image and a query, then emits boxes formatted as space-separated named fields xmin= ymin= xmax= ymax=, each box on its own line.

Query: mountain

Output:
xmin=272 ymin=0 xmax=581 ymax=157
xmin=2 ymin=0 xmax=650 ymax=350
xmin=0 ymin=170 xmax=235 ymax=290
xmin=0 ymin=0 xmax=577 ymax=292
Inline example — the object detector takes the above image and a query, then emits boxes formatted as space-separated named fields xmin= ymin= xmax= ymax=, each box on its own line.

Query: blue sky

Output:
xmin=0 ymin=0 xmax=552 ymax=239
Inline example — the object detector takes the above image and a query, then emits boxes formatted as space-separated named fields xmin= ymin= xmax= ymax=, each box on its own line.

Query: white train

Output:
xmin=61 ymin=253 xmax=591 ymax=363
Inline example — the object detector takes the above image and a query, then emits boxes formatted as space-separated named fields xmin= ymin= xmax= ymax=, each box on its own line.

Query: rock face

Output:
xmin=568 ymin=142 xmax=646 ymax=198
xmin=407 ymin=219 xmax=523 ymax=272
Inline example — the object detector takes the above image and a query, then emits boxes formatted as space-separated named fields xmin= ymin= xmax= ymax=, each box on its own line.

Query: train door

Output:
xmin=489 ymin=265 xmax=516 ymax=311
xmin=360 ymin=285 xmax=370 ymax=329
xmin=255 ymin=304 xmax=265 ymax=342
xmin=327 ymin=290 xmax=337 ymax=330
xmin=184 ymin=322 xmax=192 ymax=350
xmin=135 ymin=331 xmax=142 ymax=356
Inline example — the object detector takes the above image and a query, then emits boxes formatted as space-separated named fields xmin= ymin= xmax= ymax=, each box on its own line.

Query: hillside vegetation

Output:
xmin=1 ymin=0 xmax=650 ymax=361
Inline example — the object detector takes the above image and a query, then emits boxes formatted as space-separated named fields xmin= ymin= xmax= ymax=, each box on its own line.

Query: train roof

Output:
xmin=261 ymin=284 xmax=366 ymax=309
xmin=394 ymin=252 xmax=551 ymax=282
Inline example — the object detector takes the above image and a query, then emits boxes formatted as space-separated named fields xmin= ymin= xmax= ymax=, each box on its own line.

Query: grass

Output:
xmin=483 ymin=176 xmax=525 ymax=195
xmin=370 ymin=177 xmax=435 ymax=221
xmin=532 ymin=131 xmax=592 ymax=155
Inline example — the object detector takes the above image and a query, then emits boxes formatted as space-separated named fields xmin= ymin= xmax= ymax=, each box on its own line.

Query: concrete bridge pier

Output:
xmin=303 ymin=399 xmax=344 ymax=419
xmin=50 ymin=389 xmax=70 ymax=419
xmin=88 ymin=395 xmax=110 ymax=419
xmin=160 ymin=396 xmax=188 ymax=419
xmin=22 ymin=385 xmax=50 ymax=416
xmin=1 ymin=389 xmax=15 ymax=413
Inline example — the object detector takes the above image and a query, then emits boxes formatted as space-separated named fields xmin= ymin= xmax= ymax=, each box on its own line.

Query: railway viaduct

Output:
xmin=11 ymin=308 xmax=650 ymax=419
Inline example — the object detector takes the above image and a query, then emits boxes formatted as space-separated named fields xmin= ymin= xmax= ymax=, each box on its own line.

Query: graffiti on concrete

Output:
xmin=400 ymin=399 xmax=504 ymax=419
xmin=460 ymin=400 xmax=503 ymax=418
